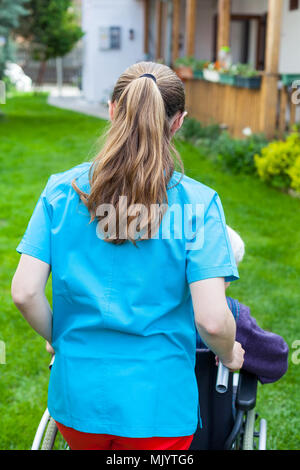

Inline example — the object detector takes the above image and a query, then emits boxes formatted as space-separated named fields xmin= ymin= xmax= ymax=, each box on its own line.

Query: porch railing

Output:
xmin=184 ymin=77 xmax=299 ymax=139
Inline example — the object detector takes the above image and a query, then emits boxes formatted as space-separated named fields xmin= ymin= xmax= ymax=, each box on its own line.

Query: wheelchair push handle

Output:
xmin=216 ymin=362 xmax=229 ymax=393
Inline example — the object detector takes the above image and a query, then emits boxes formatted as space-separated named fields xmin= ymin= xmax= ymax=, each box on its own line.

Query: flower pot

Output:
xmin=193 ymin=70 xmax=204 ymax=79
xmin=219 ymin=73 xmax=236 ymax=86
xmin=235 ymin=76 xmax=261 ymax=89
xmin=174 ymin=66 xmax=194 ymax=80
xmin=203 ymin=69 xmax=220 ymax=82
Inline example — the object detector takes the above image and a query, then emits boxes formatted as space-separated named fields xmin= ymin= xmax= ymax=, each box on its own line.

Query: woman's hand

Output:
xmin=46 ymin=341 xmax=55 ymax=355
xmin=220 ymin=341 xmax=245 ymax=372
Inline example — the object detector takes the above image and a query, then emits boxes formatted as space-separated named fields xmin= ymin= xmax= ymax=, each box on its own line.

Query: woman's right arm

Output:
xmin=190 ymin=277 xmax=244 ymax=371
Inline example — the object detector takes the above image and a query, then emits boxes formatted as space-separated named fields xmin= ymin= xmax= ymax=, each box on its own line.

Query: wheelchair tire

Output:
xmin=242 ymin=409 xmax=256 ymax=450
xmin=41 ymin=417 xmax=58 ymax=450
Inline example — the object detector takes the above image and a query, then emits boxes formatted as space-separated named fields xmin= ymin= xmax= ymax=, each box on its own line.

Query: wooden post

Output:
xmin=185 ymin=0 xmax=196 ymax=57
xmin=172 ymin=0 xmax=180 ymax=64
xmin=143 ymin=0 xmax=150 ymax=55
xmin=217 ymin=0 xmax=231 ymax=57
xmin=260 ymin=0 xmax=283 ymax=138
xmin=290 ymin=101 xmax=297 ymax=129
xmin=155 ymin=0 xmax=163 ymax=60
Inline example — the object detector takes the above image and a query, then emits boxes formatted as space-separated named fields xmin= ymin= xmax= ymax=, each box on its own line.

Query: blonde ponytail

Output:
xmin=73 ymin=62 xmax=185 ymax=244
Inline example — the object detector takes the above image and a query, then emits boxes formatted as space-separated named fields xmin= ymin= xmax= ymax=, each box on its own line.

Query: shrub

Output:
xmin=210 ymin=132 xmax=268 ymax=174
xmin=254 ymin=132 xmax=300 ymax=189
xmin=287 ymin=156 xmax=300 ymax=192
xmin=178 ymin=117 xmax=222 ymax=143
xmin=2 ymin=75 xmax=16 ymax=93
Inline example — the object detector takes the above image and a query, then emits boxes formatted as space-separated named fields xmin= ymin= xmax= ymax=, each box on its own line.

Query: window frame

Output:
xmin=290 ymin=0 xmax=299 ymax=11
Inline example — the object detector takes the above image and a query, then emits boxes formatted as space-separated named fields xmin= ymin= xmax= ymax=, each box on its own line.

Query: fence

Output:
xmin=184 ymin=77 xmax=300 ymax=138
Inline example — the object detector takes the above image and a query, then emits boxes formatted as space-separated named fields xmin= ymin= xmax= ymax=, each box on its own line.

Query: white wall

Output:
xmin=279 ymin=1 xmax=300 ymax=74
xmin=82 ymin=0 xmax=145 ymax=103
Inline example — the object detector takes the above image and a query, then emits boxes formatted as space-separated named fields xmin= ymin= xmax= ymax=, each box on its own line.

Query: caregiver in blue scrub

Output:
xmin=12 ymin=62 xmax=244 ymax=450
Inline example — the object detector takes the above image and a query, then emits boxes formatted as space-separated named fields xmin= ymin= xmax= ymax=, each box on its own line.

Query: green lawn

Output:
xmin=0 ymin=93 xmax=299 ymax=450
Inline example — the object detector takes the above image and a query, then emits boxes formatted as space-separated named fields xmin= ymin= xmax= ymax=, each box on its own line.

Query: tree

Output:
xmin=0 ymin=0 xmax=28 ymax=79
xmin=18 ymin=0 xmax=84 ymax=85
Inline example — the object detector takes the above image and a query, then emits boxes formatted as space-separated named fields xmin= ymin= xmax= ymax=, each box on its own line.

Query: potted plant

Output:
xmin=192 ymin=60 xmax=208 ymax=80
xmin=203 ymin=62 xmax=221 ymax=82
xmin=174 ymin=57 xmax=195 ymax=80
xmin=219 ymin=65 xmax=237 ymax=86
xmin=235 ymin=64 xmax=262 ymax=89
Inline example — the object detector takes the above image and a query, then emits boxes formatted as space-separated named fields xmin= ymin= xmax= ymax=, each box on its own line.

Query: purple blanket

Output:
xmin=196 ymin=297 xmax=289 ymax=384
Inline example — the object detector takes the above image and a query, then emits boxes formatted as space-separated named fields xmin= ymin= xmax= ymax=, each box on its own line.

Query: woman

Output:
xmin=11 ymin=62 xmax=244 ymax=450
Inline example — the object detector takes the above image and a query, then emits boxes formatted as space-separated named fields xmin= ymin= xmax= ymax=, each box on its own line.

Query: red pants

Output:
xmin=55 ymin=421 xmax=194 ymax=450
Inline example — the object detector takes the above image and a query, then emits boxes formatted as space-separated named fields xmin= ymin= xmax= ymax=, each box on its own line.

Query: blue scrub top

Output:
xmin=17 ymin=162 xmax=238 ymax=438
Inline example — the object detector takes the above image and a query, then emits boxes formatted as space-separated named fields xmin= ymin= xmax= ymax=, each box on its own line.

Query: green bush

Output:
xmin=210 ymin=132 xmax=268 ymax=174
xmin=287 ymin=156 xmax=300 ymax=192
xmin=178 ymin=117 xmax=222 ymax=143
xmin=178 ymin=118 xmax=268 ymax=174
xmin=254 ymin=132 xmax=300 ymax=189
xmin=2 ymin=75 xmax=16 ymax=93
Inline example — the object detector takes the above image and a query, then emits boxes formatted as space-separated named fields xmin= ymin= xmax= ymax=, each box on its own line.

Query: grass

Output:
xmin=0 ymin=93 xmax=299 ymax=450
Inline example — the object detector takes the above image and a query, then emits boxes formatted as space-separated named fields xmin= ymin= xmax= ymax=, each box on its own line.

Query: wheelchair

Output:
xmin=31 ymin=349 xmax=267 ymax=450
xmin=190 ymin=349 xmax=267 ymax=450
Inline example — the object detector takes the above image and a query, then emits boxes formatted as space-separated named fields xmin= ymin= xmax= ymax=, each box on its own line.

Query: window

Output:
xmin=290 ymin=0 xmax=299 ymax=11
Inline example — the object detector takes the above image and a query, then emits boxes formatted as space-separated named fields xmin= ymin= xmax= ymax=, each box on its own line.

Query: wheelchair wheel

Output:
xmin=241 ymin=410 xmax=267 ymax=450
xmin=41 ymin=417 xmax=58 ymax=450
xmin=32 ymin=408 xmax=68 ymax=450
xmin=242 ymin=409 xmax=256 ymax=450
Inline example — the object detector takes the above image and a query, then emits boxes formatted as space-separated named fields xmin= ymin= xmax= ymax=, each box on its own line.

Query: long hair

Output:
xmin=73 ymin=61 xmax=185 ymax=244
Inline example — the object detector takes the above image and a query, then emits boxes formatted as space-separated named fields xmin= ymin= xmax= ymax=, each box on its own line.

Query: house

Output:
xmin=81 ymin=0 xmax=146 ymax=104
xmin=82 ymin=0 xmax=300 ymax=137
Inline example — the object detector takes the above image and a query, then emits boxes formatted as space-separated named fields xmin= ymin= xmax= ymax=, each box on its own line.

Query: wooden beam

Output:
xmin=143 ymin=0 xmax=150 ymax=55
xmin=217 ymin=0 xmax=231 ymax=57
xmin=172 ymin=0 xmax=180 ymax=64
xmin=260 ymin=0 xmax=283 ymax=138
xmin=185 ymin=0 xmax=196 ymax=57
xmin=265 ymin=0 xmax=283 ymax=74
xmin=155 ymin=1 xmax=163 ymax=60
xmin=290 ymin=101 xmax=297 ymax=129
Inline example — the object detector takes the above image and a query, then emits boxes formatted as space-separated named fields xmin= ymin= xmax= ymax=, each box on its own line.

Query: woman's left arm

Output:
xmin=11 ymin=254 xmax=52 ymax=343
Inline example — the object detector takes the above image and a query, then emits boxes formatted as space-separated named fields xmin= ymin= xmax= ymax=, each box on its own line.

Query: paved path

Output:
xmin=41 ymin=85 xmax=109 ymax=120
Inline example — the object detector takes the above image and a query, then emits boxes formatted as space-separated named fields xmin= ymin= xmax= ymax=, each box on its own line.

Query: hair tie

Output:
xmin=139 ymin=73 xmax=157 ymax=83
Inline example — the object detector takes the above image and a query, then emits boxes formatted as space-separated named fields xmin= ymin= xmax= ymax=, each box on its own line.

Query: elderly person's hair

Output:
xmin=227 ymin=226 xmax=245 ymax=266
